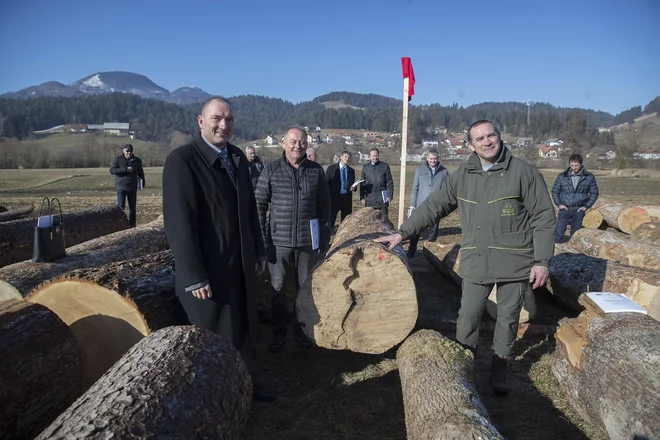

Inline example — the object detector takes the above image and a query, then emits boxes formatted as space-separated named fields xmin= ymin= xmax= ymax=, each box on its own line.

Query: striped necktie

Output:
xmin=218 ymin=149 xmax=236 ymax=183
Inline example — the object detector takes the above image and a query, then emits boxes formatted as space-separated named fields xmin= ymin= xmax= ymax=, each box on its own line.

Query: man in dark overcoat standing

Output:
xmin=162 ymin=97 xmax=267 ymax=362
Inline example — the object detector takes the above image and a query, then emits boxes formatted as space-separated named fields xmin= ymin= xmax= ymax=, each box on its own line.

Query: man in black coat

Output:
xmin=360 ymin=148 xmax=394 ymax=218
xmin=109 ymin=144 xmax=145 ymax=227
xmin=245 ymin=145 xmax=264 ymax=189
xmin=255 ymin=126 xmax=331 ymax=353
xmin=326 ymin=150 xmax=357 ymax=230
xmin=162 ymin=97 xmax=267 ymax=363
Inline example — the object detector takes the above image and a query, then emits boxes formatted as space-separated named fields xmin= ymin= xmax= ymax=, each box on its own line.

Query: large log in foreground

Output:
xmin=0 ymin=204 xmax=35 ymax=223
xmin=618 ymin=204 xmax=660 ymax=234
xmin=422 ymin=241 xmax=537 ymax=323
xmin=547 ymin=252 xmax=660 ymax=319
xmin=0 ymin=215 xmax=167 ymax=300
xmin=296 ymin=208 xmax=417 ymax=354
xmin=0 ymin=299 xmax=82 ymax=440
xmin=37 ymin=326 xmax=252 ymax=440
xmin=0 ymin=204 xmax=129 ymax=268
xmin=582 ymin=199 xmax=630 ymax=231
xmin=569 ymin=227 xmax=660 ymax=271
xmin=28 ymin=250 xmax=178 ymax=389
xmin=554 ymin=295 xmax=660 ymax=440
xmin=396 ymin=330 xmax=503 ymax=440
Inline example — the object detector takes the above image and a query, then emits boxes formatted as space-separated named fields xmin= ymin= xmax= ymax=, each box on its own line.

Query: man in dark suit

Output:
xmin=162 ymin=97 xmax=269 ymax=398
xmin=109 ymin=144 xmax=145 ymax=227
xmin=326 ymin=150 xmax=357 ymax=230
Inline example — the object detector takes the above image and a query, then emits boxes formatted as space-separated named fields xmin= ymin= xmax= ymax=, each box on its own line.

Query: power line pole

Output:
xmin=526 ymin=99 xmax=532 ymax=126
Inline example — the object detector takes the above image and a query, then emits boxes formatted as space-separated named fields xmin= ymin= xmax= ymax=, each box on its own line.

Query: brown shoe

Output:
xmin=489 ymin=354 xmax=509 ymax=395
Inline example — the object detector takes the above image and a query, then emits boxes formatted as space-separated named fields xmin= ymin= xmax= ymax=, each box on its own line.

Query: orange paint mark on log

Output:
xmin=378 ymin=249 xmax=386 ymax=260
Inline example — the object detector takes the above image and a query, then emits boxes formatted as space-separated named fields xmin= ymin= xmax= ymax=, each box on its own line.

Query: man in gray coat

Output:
xmin=407 ymin=149 xmax=449 ymax=257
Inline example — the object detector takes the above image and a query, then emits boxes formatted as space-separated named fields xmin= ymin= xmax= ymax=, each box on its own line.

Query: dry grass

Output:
xmin=1 ymin=164 xmax=657 ymax=439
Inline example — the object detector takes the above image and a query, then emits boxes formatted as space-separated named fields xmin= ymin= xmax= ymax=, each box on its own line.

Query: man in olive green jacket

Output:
xmin=375 ymin=120 xmax=555 ymax=395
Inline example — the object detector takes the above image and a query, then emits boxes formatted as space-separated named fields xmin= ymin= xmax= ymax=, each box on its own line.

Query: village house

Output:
xmin=355 ymin=151 xmax=371 ymax=163
xmin=103 ymin=123 xmax=130 ymax=136
xmin=443 ymin=148 xmax=471 ymax=160
xmin=444 ymin=137 xmax=464 ymax=149
xmin=516 ymin=137 xmax=534 ymax=147
xmin=422 ymin=140 xmax=439 ymax=149
xmin=545 ymin=138 xmax=564 ymax=147
xmin=69 ymin=124 xmax=87 ymax=133
xmin=363 ymin=132 xmax=378 ymax=139
xmin=538 ymin=145 xmax=558 ymax=159
xmin=265 ymin=134 xmax=276 ymax=146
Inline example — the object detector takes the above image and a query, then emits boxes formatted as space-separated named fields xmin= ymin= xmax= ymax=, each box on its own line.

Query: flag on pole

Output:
xmin=401 ymin=57 xmax=415 ymax=101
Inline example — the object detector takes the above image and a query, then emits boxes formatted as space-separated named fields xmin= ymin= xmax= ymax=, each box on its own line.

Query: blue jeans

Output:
xmin=117 ymin=190 xmax=137 ymax=227
xmin=555 ymin=207 xmax=584 ymax=243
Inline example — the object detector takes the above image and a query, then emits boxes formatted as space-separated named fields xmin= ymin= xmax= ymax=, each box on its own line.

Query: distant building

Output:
xmin=103 ymin=122 xmax=130 ymax=136
xmin=265 ymin=134 xmax=276 ymax=146
xmin=364 ymin=132 xmax=378 ymax=139
xmin=422 ymin=140 xmax=439 ymax=149
xmin=355 ymin=151 xmax=371 ymax=163
xmin=545 ymin=138 xmax=563 ymax=147
xmin=443 ymin=148 xmax=471 ymax=160
xmin=445 ymin=137 xmax=463 ymax=149
xmin=69 ymin=124 xmax=87 ymax=133
xmin=87 ymin=124 xmax=103 ymax=131
xmin=538 ymin=145 xmax=558 ymax=159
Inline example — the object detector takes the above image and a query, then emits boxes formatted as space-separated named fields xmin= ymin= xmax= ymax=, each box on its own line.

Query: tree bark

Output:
xmin=630 ymin=221 xmax=660 ymax=244
xmin=618 ymin=205 xmax=660 ymax=234
xmin=582 ymin=199 xmax=631 ymax=231
xmin=28 ymin=250 xmax=179 ymax=390
xmin=0 ymin=204 xmax=35 ymax=223
xmin=0 ymin=215 xmax=167 ymax=300
xmin=0 ymin=299 xmax=82 ymax=440
xmin=36 ymin=325 xmax=252 ymax=440
xmin=396 ymin=330 xmax=503 ymax=440
xmin=296 ymin=208 xmax=417 ymax=354
xmin=553 ymin=294 xmax=660 ymax=440
xmin=569 ymin=227 xmax=660 ymax=271
xmin=0 ymin=204 xmax=129 ymax=268
xmin=422 ymin=242 xmax=536 ymax=323
xmin=547 ymin=252 xmax=660 ymax=319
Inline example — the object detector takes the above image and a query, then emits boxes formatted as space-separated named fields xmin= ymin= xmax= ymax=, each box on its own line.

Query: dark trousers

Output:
xmin=268 ymin=245 xmax=316 ymax=331
xmin=408 ymin=223 xmax=439 ymax=256
xmin=117 ymin=190 xmax=137 ymax=227
xmin=457 ymin=280 xmax=527 ymax=358
xmin=555 ymin=207 xmax=585 ymax=243
xmin=330 ymin=193 xmax=353 ymax=230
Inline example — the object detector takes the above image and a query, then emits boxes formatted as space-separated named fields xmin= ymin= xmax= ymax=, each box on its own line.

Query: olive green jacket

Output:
xmin=399 ymin=144 xmax=555 ymax=283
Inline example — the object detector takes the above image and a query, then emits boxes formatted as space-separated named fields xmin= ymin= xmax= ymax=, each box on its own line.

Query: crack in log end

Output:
xmin=336 ymin=249 xmax=364 ymax=346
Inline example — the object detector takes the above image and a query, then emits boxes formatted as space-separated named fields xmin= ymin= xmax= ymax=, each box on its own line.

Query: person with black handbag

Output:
xmin=110 ymin=144 xmax=145 ymax=228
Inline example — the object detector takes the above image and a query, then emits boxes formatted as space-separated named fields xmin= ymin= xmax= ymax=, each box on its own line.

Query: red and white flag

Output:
xmin=401 ymin=57 xmax=415 ymax=101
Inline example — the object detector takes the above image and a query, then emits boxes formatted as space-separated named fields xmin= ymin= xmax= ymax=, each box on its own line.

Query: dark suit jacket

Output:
xmin=326 ymin=162 xmax=355 ymax=203
xmin=162 ymin=133 xmax=266 ymax=345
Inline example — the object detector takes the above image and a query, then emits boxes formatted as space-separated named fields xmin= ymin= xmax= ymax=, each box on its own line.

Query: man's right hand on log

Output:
xmin=373 ymin=232 xmax=403 ymax=250
xmin=192 ymin=284 xmax=212 ymax=300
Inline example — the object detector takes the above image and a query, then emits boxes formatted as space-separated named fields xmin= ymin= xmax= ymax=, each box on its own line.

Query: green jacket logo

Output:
xmin=501 ymin=202 xmax=515 ymax=216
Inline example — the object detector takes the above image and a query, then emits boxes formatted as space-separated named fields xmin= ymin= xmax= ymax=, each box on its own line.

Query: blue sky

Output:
xmin=0 ymin=0 xmax=658 ymax=115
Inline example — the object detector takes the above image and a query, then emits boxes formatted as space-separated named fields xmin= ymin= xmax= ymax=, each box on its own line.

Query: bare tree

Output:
xmin=613 ymin=129 xmax=639 ymax=177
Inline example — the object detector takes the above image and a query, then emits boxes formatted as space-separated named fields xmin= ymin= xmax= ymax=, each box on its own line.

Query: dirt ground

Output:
xmin=2 ymin=166 xmax=656 ymax=439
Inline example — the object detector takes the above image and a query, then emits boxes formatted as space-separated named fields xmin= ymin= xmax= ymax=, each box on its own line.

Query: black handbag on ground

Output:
xmin=32 ymin=197 xmax=66 ymax=262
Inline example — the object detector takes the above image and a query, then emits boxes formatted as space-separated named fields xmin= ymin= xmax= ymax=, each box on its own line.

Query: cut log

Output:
xmin=0 ymin=204 xmax=129 ymax=268
xmin=0 ymin=204 xmax=35 ymax=223
xmin=547 ymin=252 xmax=660 ymax=319
xmin=0 ymin=215 xmax=167 ymax=300
xmin=553 ymin=294 xmax=660 ymax=440
xmin=27 ymin=250 xmax=178 ymax=389
xmin=422 ymin=241 xmax=537 ymax=323
xmin=630 ymin=221 xmax=660 ymax=244
xmin=0 ymin=299 xmax=82 ymax=440
xmin=569 ymin=227 xmax=660 ymax=271
xmin=36 ymin=326 xmax=252 ymax=440
xmin=396 ymin=330 xmax=503 ymax=440
xmin=618 ymin=205 xmax=660 ymax=234
xmin=581 ymin=198 xmax=631 ymax=231
xmin=296 ymin=208 xmax=417 ymax=354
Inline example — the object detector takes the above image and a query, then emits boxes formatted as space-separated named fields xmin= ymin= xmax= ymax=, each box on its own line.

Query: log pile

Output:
xmin=0 ymin=204 xmax=35 ymax=223
xmin=582 ymin=199 xmax=631 ymax=231
xmin=296 ymin=208 xmax=418 ymax=354
xmin=422 ymin=241 xmax=537 ymax=323
xmin=396 ymin=330 xmax=503 ymax=440
xmin=554 ymin=294 xmax=660 ymax=439
xmin=36 ymin=326 xmax=252 ymax=440
xmin=0 ymin=215 xmax=167 ymax=300
xmin=0 ymin=299 xmax=82 ymax=440
xmin=27 ymin=250 xmax=179 ymax=389
xmin=569 ymin=228 xmax=660 ymax=271
xmin=0 ymin=204 xmax=129 ymax=268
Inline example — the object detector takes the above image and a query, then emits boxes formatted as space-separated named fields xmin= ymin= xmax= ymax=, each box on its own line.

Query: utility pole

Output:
xmin=526 ymin=99 xmax=532 ymax=126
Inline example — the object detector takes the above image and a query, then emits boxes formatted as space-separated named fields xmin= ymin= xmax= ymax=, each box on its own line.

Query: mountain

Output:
xmin=1 ymin=71 xmax=212 ymax=104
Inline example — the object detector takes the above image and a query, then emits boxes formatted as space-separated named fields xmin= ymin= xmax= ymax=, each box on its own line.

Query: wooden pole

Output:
xmin=398 ymin=77 xmax=410 ymax=229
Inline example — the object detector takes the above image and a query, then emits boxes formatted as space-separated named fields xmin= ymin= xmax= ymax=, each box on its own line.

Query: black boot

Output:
xmin=489 ymin=354 xmax=509 ymax=395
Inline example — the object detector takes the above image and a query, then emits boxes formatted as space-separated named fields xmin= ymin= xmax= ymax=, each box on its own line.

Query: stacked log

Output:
xmin=0 ymin=299 xmax=82 ymax=440
xmin=547 ymin=252 xmax=660 ymax=319
xmin=569 ymin=228 xmax=660 ymax=271
xmin=396 ymin=330 xmax=503 ymax=440
xmin=618 ymin=205 xmax=660 ymax=234
xmin=0 ymin=204 xmax=129 ymax=268
xmin=422 ymin=242 xmax=537 ymax=323
xmin=554 ymin=294 xmax=660 ymax=439
xmin=296 ymin=208 xmax=418 ymax=354
xmin=581 ymin=199 xmax=631 ymax=231
xmin=27 ymin=250 xmax=178 ymax=389
xmin=630 ymin=221 xmax=660 ymax=244
xmin=0 ymin=204 xmax=35 ymax=223
xmin=36 ymin=326 xmax=252 ymax=440
xmin=0 ymin=215 xmax=167 ymax=300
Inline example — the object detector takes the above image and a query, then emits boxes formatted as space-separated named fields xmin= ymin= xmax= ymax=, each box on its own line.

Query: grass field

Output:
xmin=1 ymin=165 xmax=657 ymax=439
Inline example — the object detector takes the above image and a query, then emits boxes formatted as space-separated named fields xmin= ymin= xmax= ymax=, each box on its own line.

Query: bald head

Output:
xmin=201 ymin=97 xmax=233 ymax=117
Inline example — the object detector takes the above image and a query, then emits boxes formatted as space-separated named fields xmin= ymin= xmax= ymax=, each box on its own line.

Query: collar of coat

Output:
xmin=194 ymin=132 xmax=241 ymax=169
xmin=465 ymin=142 xmax=512 ymax=173
xmin=563 ymin=165 xmax=588 ymax=177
